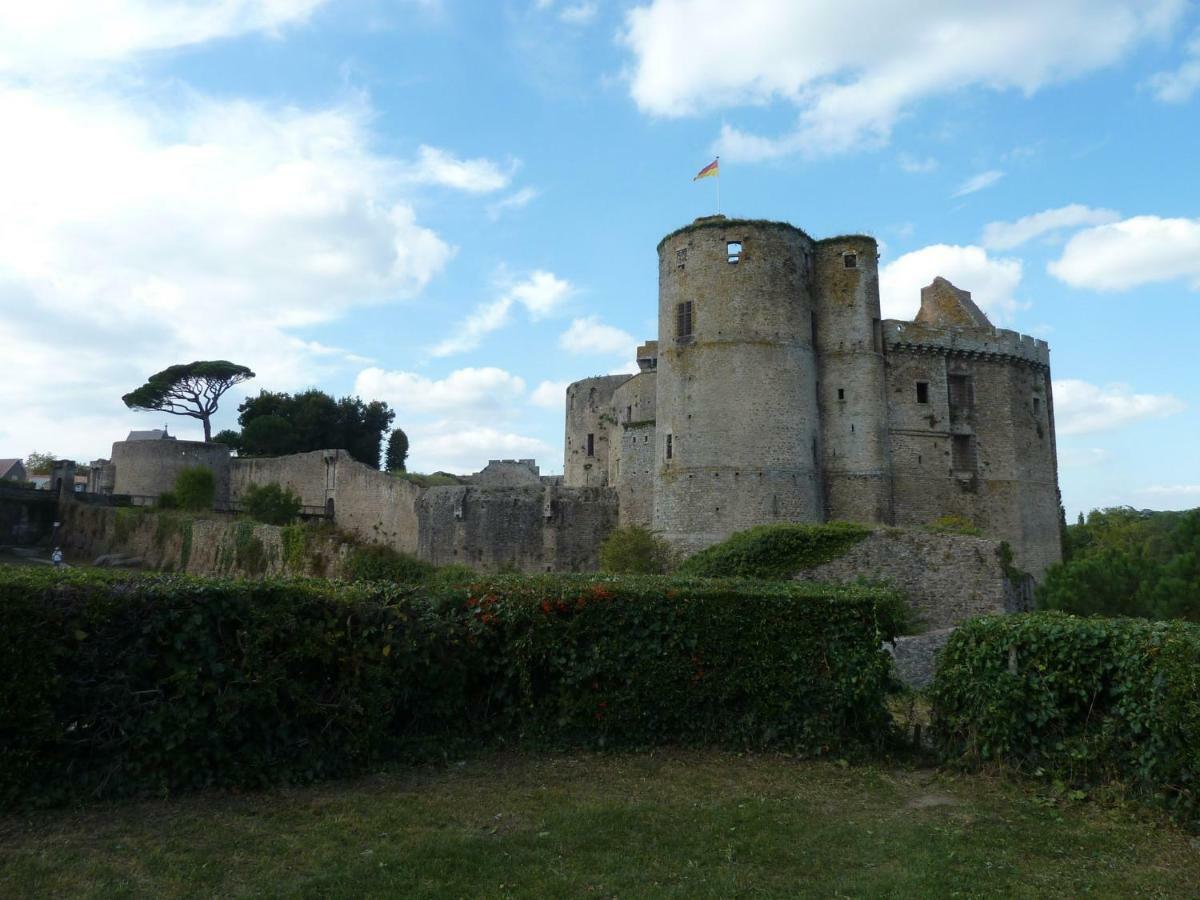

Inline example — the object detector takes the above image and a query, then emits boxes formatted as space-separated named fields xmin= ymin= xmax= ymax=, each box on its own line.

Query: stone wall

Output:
xmin=111 ymin=439 xmax=232 ymax=505
xmin=795 ymin=528 xmax=1022 ymax=631
xmin=564 ymin=375 xmax=630 ymax=488
xmin=417 ymin=484 xmax=617 ymax=573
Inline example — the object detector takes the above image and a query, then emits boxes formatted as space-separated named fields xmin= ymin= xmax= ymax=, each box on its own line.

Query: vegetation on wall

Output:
xmin=931 ymin=612 xmax=1200 ymax=822
xmin=242 ymin=482 xmax=302 ymax=526
xmin=0 ymin=567 xmax=903 ymax=807
xmin=173 ymin=466 xmax=216 ymax=511
xmin=677 ymin=522 xmax=871 ymax=579
xmin=1038 ymin=507 xmax=1200 ymax=621
xmin=599 ymin=527 xmax=674 ymax=575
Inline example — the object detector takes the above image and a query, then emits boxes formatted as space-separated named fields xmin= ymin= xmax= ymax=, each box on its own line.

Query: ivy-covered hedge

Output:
xmin=0 ymin=567 xmax=903 ymax=806
xmin=677 ymin=523 xmax=871 ymax=579
xmin=931 ymin=613 xmax=1200 ymax=819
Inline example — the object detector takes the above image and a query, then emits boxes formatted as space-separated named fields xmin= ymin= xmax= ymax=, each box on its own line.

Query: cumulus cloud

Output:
xmin=530 ymin=380 xmax=570 ymax=409
xmin=1147 ymin=31 xmax=1200 ymax=103
xmin=0 ymin=0 xmax=327 ymax=76
xmin=354 ymin=366 xmax=527 ymax=416
xmin=982 ymin=204 xmax=1121 ymax=250
xmin=952 ymin=170 xmax=1004 ymax=198
xmin=1053 ymin=379 xmax=1186 ymax=435
xmin=409 ymin=145 xmax=514 ymax=193
xmin=560 ymin=316 xmax=637 ymax=356
xmin=487 ymin=186 xmax=541 ymax=220
xmin=622 ymin=0 xmax=1183 ymax=159
xmin=406 ymin=423 xmax=556 ymax=474
xmin=879 ymin=244 xmax=1023 ymax=321
xmin=429 ymin=270 xmax=573 ymax=357
xmin=1048 ymin=216 xmax=1200 ymax=291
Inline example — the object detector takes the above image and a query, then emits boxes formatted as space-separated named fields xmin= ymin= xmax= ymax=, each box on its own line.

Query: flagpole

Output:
xmin=716 ymin=156 xmax=721 ymax=215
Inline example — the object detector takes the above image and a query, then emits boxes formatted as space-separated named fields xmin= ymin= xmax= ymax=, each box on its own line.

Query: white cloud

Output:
xmin=982 ymin=204 xmax=1121 ymax=250
xmin=354 ymin=367 xmax=528 ymax=416
xmin=952 ymin=170 xmax=1004 ymax=198
xmin=560 ymin=316 xmax=637 ymax=355
xmin=622 ymin=0 xmax=1183 ymax=158
xmin=1048 ymin=216 xmax=1200 ymax=291
xmin=879 ymin=244 xmax=1023 ymax=321
xmin=0 ymin=0 xmax=326 ymax=76
xmin=560 ymin=3 xmax=598 ymax=24
xmin=409 ymin=145 xmax=514 ymax=193
xmin=898 ymin=153 xmax=938 ymax=174
xmin=530 ymin=380 xmax=569 ymax=409
xmin=487 ymin=186 xmax=541 ymax=220
xmin=429 ymin=269 xmax=573 ymax=357
xmin=1139 ymin=484 xmax=1200 ymax=496
xmin=1057 ymin=447 xmax=1112 ymax=469
xmin=1147 ymin=31 xmax=1200 ymax=102
xmin=407 ymin=422 xmax=556 ymax=474
xmin=1053 ymin=379 xmax=1186 ymax=435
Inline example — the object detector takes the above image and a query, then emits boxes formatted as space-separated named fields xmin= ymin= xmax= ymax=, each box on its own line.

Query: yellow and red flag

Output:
xmin=693 ymin=158 xmax=719 ymax=180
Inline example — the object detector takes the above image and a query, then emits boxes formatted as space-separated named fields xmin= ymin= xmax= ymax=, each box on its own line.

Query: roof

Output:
xmin=0 ymin=458 xmax=23 ymax=479
xmin=125 ymin=429 xmax=176 ymax=442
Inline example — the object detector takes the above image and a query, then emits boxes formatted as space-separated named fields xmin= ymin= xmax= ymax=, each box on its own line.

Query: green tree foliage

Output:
xmin=173 ymin=466 xmax=215 ymax=511
xmin=599 ymin=527 xmax=673 ymax=574
xmin=211 ymin=429 xmax=243 ymax=452
xmin=227 ymin=389 xmax=395 ymax=469
xmin=1037 ymin=507 xmax=1200 ymax=621
xmin=121 ymin=361 xmax=255 ymax=442
xmin=23 ymin=452 xmax=56 ymax=476
xmin=385 ymin=428 xmax=409 ymax=472
xmin=344 ymin=544 xmax=436 ymax=583
xmin=242 ymin=482 xmax=302 ymax=526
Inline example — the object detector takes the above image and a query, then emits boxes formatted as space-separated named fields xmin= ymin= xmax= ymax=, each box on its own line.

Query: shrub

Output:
xmin=677 ymin=522 xmax=871 ymax=579
xmin=345 ymin=544 xmax=436 ymax=584
xmin=155 ymin=491 xmax=178 ymax=510
xmin=599 ymin=527 xmax=673 ymax=574
xmin=0 ymin=567 xmax=904 ymax=807
xmin=242 ymin=482 xmax=302 ymax=526
xmin=931 ymin=613 xmax=1200 ymax=821
xmin=173 ymin=466 xmax=215 ymax=511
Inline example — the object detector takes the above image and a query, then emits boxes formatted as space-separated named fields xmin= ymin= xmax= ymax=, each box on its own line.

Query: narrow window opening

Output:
xmin=626 ymin=405 xmax=632 ymax=421
xmin=843 ymin=252 xmax=858 ymax=269
xmin=1033 ymin=397 xmax=1041 ymax=415
xmin=952 ymin=435 xmax=976 ymax=472
xmin=948 ymin=374 xmax=974 ymax=411
xmin=851 ymin=423 xmax=855 ymax=433
xmin=810 ymin=310 xmax=818 ymax=346
xmin=872 ymin=317 xmax=882 ymax=353
xmin=918 ymin=454 xmax=922 ymax=465
xmin=916 ymin=382 xmax=929 ymax=404
xmin=837 ymin=387 xmax=845 ymax=400
xmin=586 ymin=433 xmax=594 ymax=457
xmin=666 ymin=434 xmax=673 ymax=460
xmin=676 ymin=301 xmax=693 ymax=339
xmin=727 ymin=241 xmax=742 ymax=264
xmin=676 ymin=248 xmax=687 ymax=270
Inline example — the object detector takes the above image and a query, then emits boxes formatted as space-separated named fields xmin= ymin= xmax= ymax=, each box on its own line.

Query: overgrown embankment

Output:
xmin=0 ymin=566 xmax=904 ymax=806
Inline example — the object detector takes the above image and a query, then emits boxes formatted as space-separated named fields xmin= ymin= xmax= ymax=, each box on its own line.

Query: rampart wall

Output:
xmin=111 ymin=440 xmax=232 ymax=505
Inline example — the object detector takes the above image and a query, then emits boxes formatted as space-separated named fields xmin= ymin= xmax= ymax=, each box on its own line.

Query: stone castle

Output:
xmin=563 ymin=216 xmax=1061 ymax=577
xmin=76 ymin=215 xmax=1061 ymax=580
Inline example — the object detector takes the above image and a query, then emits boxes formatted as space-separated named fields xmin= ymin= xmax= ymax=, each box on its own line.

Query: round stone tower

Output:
xmin=813 ymin=235 xmax=893 ymax=524
xmin=563 ymin=374 xmax=631 ymax=487
xmin=652 ymin=216 xmax=823 ymax=553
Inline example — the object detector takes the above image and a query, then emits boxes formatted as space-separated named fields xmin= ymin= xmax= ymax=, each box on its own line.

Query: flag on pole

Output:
xmin=693 ymin=158 xmax=719 ymax=180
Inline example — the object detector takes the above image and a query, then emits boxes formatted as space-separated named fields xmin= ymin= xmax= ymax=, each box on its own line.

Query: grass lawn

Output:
xmin=2 ymin=751 xmax=1197 ymax=898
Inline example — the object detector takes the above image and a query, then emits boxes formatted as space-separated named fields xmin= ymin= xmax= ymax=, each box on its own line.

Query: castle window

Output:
xmin=843 ymin=252 xmax=858 ymax=269
xmin=872 ymin=317 xmax=882 ymax=352
xmin=727 ymin=241 xmax=742 ymax=264
xmin=626 ymin=405 xmax=632 ymax=422
xmin=1033 ymin=397 xmax=1041 ymax=415
xmin=676 ymin=248 xmax=687 ymax=270
xmin=586 ymin=433 xmax=594 ymax=457
xmin=948 ymin=374 xmax=974 ymax=411
xmin=916 ymin=382 xmax=929 ymax=404
xmin=666 ymin=434 xmax=673 ymax=460
xmin=952 ymin=435 xmax=976 ymax=472
xmin=676 ymin=301 xmax=694 ymax=339
xmin=837 ymin=388 xmax=845 ymax=400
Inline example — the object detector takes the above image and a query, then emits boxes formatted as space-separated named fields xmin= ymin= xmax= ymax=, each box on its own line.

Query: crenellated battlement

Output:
xmin=882 ymin=320 xmax=1051 ymax=369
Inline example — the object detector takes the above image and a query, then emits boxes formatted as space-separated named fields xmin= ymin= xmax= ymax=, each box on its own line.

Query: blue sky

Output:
xmin=2 ymin=0 xmax=1199 ymax=518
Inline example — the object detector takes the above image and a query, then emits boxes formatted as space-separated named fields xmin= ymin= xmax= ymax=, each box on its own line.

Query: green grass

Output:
xmin=3 ymin=751 xmax=1197 ymax=898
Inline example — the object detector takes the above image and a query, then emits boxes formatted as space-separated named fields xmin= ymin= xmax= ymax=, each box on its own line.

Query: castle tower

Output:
xmin=652 ymin=216 xmax=823 ymax=552
xmin=813 ymin=235 xmax=893 ymax=524
xmin=563 ymin=374 xmax=631 ymax=487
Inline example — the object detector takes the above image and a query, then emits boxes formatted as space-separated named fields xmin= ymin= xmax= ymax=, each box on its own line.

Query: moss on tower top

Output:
xmin=656 ymin=216 xmax=814 ymax=252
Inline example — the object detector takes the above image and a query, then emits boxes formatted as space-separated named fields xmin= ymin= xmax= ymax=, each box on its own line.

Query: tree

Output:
xmin=174 ymin=466 xmax=216 ymax=511
xmin=386 ymin=429 xmax=409 ymax=472
xmin=24 ymin=452 xmax=56 ymax=476
xmin=122 ymin=361 xmax=255 ymax=442
xmin=243 ymin=482 xmax=302 ymax=525
xmin=231 ymin=388 xmax=395 ymax=468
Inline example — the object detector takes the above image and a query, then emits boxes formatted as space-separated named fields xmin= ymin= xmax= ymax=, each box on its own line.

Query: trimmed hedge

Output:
xmin=677 ymin=522 xmax=871 ymax=579
xmin=931 ymin=613 xmax=1200 ymax=819
xmin=0 ymin=567 xmax=903 ymax=806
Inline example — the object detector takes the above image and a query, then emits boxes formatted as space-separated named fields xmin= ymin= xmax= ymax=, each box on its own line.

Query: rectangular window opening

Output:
xmin=1033 ymin=397 xmax=1041 ymax=415
xmin=676 ymin=301 xmax=693 ymax=339
xmin=948 ymin=374 xmax=973 ymax=410
xmin=586 ymin=433 xmax=594 ymax=457
xmin=626 ymin=405 xmax=632 ymax=421
xmin=837 ymin=387 xmax=845 ymax=401
xmin=843 ymin=252 xmax=858 ymax=269
xmin=916 ymin=382 xmax=929 ymax=404
xmin=676 ymin=248 xmax=687 ymax=270
xmin=952 ymin=435 xmax=976 ymax=472
xmin=727 ymin=241 xmax=742 ymax=264
xmin=666 ymin=434 xmax=673 ymax=460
